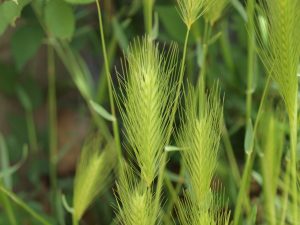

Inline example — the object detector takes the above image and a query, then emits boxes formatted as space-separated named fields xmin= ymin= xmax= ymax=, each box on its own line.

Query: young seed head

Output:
xmin=116 ymin=37 xmax=179 ymax=186
xmin=256 ymin=0 xmax=300 ymax=121
xmin=177 ymin=0 xmax=216 ymax=28
xmin=204 ymin=0 xmax=228 ymax=26
xmin=177 ymin=83 xmax=223 ymax=202
xmin=73 ymin=136 xmax=115 ymax=222
xmin=176 ymin=83 xmax=229 ymax=225
xmin=115 ymin=162 xmax=160 ymax=225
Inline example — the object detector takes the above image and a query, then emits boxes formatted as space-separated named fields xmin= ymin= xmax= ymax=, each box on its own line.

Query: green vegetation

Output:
xmin=0 ymin=0 xmax=299 ymax=224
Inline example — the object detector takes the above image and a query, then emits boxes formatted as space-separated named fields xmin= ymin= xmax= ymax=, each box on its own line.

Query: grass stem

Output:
xmin=143 ymin=0 xmax=153 ymax=34
xmin=25 ymin=110 xmax=38 ymax=153
xmin=233 ymin=76 xmax=271 ymax=225
xmin=245 ymin=0 xmax=255 ymax=122
xmin=96 ymin=0 xmax=122 ymax=164
xmin=0 ymin=185 xmax=51 ymax=225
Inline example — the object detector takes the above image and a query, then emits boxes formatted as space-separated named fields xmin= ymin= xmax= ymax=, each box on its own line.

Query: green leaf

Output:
xmin=0 ymin=145 xmax=28 ymax=183
xmin=244 ymin=119 xmax=254 ymax=155
xmin=230 ymin=0 xmax=247 ymax=22
xmin=63 ymin=0 xmax=94 ymax=5
xmin=16 ymin=85 xmax=32 ymax=111
xmin=89 ymin=100 xmax=116 ymax=122
xmin=11 ymin=25 xmax=44 ymax=70
xmin=45 ymin=0 xmax=75 ymax=40
xmin=0 ymin=0 xmax=31 ymax=35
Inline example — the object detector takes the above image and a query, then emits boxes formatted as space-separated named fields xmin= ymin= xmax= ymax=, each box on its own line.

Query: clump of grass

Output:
xmin=116 ymin=37 xmax=179 ymax=187
xmin=115 ymin=162 xmax=160 ymax=225
xmin=72 ymin=136 xmax=115 ymax=224
xmin=176 ymin=83 xmax=229 ymax=224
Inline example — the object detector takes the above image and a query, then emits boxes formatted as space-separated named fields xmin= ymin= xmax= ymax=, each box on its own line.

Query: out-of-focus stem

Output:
xmin=47 ymin=45 xmax=58 ymax=212
xmin=143 ymin=0 xmax=153 ymax=34
xmin=246 ymin=0 xmax=255 ymax=122
xmin=233 ymin=76 xmax=271 ymax=225
xmin=96 ymin=0 xmax=122 ymax=164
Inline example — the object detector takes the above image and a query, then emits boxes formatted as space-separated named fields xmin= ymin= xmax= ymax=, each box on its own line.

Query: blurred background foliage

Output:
xmin=0 ymin=0 xmax=293 ymax=224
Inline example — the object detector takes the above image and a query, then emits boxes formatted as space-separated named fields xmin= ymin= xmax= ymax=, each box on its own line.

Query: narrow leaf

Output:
xmin=90 ymin=100 xmax=116 ymax=122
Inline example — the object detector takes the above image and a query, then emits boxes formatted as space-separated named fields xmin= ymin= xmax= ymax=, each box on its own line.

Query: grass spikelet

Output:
xmin=116 ymin=37 xmax=179 ymax=187
xmin=73 ymin=136 xmax=115 ymax=223
xmin=177 ymin=186 xmax=230 ymax=225
xmin=177 ymin=0 xmax=216 ymax=28
xmin=176 ymin=83 xmax=228 ymax=224
xmin=115 ymin=162 xmax=160 ymax=225
xmin=204 ymin=0 xmax=228 ymax=26
xmin=177 ymin=83 xmax=223 ymax=202
xmin=256 ymin=0 xmax=300 ymax=222
xmin=256 ymin=0 xmax=300 ymax=121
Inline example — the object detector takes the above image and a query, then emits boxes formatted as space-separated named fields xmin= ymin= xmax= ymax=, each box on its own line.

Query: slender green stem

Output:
xmin=233 ymin=76 xmax=271 ymax=225
xmin=222 ymin=122 xmax=241 ymax=186
xmin=0 ymin=184 xmax=17 ymax=225
xmin=289 ymin=102 xmax=298 ymax=224
xmin=143 ymin=0 xmax=153 ymax=34
xmin=96 ymin=0 xmax=122 ymax=164
xmin=246 ymin=0 xmax=256 ymax=122
xmin=166 ymin=28 xmax=190 ymax=142
xmin=97 ymin=37 xmax=118 ymax=103
xmin=280 ymin=160 xmax=291 ymax=225
xmin=25 ymin=110 xmax=38 ymax=152
xmin=0 ymin=186 xmax=51 ymax=225
xmin=73 ymin=216 xmax=79 ymax=225
xmin=198 ymin=21 xmax=211 ymax=116
xmin=47 ymin=45 xmax=58 ymax=215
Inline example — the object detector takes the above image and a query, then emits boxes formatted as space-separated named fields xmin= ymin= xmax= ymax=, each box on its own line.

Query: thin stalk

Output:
xmin=157 ymin=27 xmax=190 ymax=221
xmin=96 ymin=0 xmax=122 ymax=163
xmin=166 ymin=27 xmax=190 ymax=142
xmin=143 ymin=0 xmax=153 ymax=34
xmin=246 ymin=0 xmax=255 ymax=122
xmin=73 ymin=216 xmax=79 ymax=225
xmin=0 ymin=187 xmax=17 ymax=225
xmin=48 ymin=45 xmax=57 ymax=193
xmin=198 ymin=21 xmax=211 ymax=116
xmin=0 ymin=186 xmax=51 ymax=225
xmin=222 ymin=122 xmax=241 ymax=186
xmin=25 ymin=110 xmax=38 ymax=152
xmin=47 ymin=45 xmax=58 ymax=214
xmin=233 ymin=76 xmax=271 ymax=225
xmin=280 ymin=160 xmax=291 ymax=225
xmin=289 ymin=102 xmax=298 ymax=224
xmin=97 ymin=37 xmax=118 ymax=103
